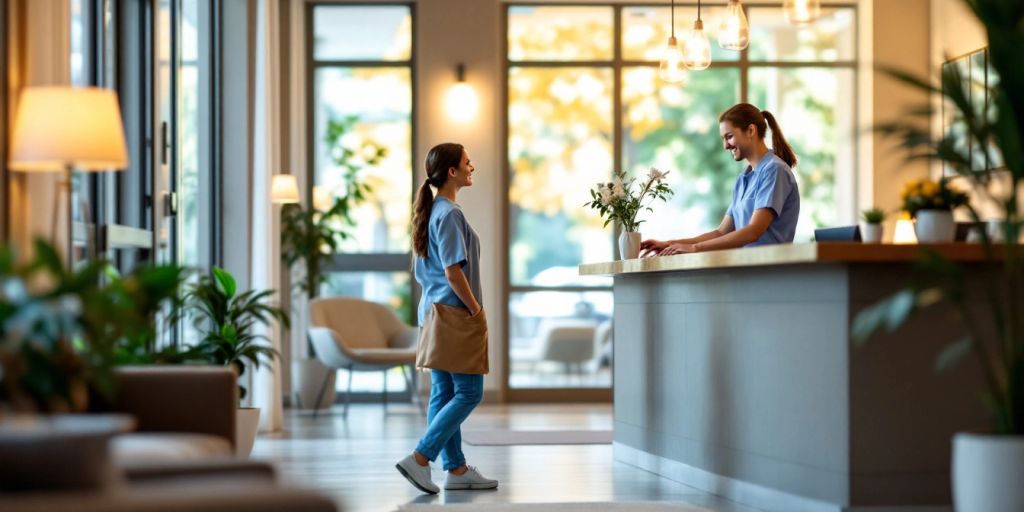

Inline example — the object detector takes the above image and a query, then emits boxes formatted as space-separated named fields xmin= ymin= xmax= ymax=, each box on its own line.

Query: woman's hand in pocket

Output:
xmin=469 ymin=304 xmax=483 ymax=318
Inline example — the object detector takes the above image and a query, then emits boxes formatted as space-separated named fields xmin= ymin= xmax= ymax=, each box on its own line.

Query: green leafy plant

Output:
xmin=281 ymin=198 xmax=351 ymax=299
xmin=585 ymin=167 xmax=674 ymax=233
xmin=854 ymin=0 xmax=1023 ymax=434
xmin=176 ymin=267 xmax=288 ymax=402
xmin=860 ymin=207 xmax=887 ymax=224
xmin=0 ymin=240 xmax=185 ymax=413
xmin=280 ymin=114 xmax=386 ymax=298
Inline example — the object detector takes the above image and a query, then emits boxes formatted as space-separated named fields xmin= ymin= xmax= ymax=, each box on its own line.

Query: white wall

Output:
xmin=415 ymin=0 xmax=506 ymax=394
xmin=865 ymin=0 xmax=933 ymax=238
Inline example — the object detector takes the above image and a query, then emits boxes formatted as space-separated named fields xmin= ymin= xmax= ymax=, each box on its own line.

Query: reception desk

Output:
xmin=580 ymin=243 xmax=994 ymax=512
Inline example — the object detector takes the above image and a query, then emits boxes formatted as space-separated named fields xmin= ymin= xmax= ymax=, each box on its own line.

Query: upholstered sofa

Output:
xmin=0 ymin=366 xmax=337 ymax=512
xmin=102 ymin=366 xmax=237 ymax=467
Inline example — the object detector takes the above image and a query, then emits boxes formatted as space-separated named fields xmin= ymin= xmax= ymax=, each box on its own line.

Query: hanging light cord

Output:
xmin=698 ymin=0 xmax=702 ymax=22
xmin=670 ymin=0 xmax=675 ymax=38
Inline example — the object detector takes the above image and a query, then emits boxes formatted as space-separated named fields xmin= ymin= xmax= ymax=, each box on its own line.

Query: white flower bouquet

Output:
xmin=585 ymin=167 xmax=674 ymax=233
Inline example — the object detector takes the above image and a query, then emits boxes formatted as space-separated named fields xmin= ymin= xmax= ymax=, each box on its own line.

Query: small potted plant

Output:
xmin=859 ymin=207 xmax=886 ymax=243
xmin=174 ymin=267 xmax=288 ymax=456
xmin=585 ymin=167 xmax=674 ymax=259
xmin=900 ymin=177 xmax=968 ymax=243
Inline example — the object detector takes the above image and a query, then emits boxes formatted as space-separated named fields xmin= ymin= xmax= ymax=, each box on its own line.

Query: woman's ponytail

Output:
xmin=761 ymin=110 xmax=798 ymax=168
xmin=412 ymin=180 xmax=434 ymax=258
xmin=412 ymin=142 xmax=465 ymax=258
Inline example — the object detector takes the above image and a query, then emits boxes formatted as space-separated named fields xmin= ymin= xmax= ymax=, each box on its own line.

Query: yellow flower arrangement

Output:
xmin=900 ymin=177 xmax=968 ymax=218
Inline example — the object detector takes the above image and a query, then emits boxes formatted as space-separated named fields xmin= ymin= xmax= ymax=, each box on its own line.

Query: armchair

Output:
xmin=308 ymin=297 xmax=423 ymax=417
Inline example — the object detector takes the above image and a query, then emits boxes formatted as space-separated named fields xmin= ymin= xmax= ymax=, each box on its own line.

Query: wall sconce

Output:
xmin=445 ymin=63 xmax=479 ymax=123
xmin=271 ymin=174 xmax=300 ymax=204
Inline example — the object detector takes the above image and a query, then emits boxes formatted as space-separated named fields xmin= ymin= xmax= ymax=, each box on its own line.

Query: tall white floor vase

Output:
xmin=953 ymin=433 xmax=1024 ymax=512
xmin=618 ymin=231 xmax=641 ymax=260
xmin=236 ymin=407 xmax=261 ymax=457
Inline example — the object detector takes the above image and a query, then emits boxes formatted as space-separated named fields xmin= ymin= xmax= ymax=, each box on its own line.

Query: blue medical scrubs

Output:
xmin=414 ymin=196 xmax=482 ymax=327
xmin=724 ymin=150 xmax=801 ymax=246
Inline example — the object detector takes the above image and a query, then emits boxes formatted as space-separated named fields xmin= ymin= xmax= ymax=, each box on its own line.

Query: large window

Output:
xmin=506 ymin=4 xmax=857 ymax=392
xmin=309 ymin=4 xmax=415 ymax=394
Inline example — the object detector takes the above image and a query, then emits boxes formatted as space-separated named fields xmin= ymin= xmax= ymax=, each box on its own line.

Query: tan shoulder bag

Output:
xmin=416 ymin=303 xmax=489 ymax=375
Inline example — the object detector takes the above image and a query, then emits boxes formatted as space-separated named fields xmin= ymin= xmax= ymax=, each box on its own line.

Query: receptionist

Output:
xmin=640 ymin=103 xmax=801 ymax=257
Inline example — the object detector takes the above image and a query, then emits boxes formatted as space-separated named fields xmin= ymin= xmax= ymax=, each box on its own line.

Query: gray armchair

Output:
xmin=308 ymin=297 xmax=424 ymax=417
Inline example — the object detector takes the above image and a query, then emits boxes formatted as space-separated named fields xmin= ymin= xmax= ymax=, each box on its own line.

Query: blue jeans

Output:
xmin=415 ymin=370 xmax=483 ymax=471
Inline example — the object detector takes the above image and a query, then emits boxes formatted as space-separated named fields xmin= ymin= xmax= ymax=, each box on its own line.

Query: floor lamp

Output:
xmin=7 ymin=86 xmax=129 ymax=266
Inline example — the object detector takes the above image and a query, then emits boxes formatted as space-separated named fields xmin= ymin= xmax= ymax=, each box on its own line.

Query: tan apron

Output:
xmin=415 ymin=303 xmax=489 ymax=375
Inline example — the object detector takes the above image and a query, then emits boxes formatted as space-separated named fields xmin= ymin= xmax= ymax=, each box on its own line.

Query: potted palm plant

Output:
xmin=859 ymin=207 xmax=887 ymax=243
xmin=854 ymin=1 xmax=1023 ymax=509
xmin=175 ymin=267 xmax=287 ymax=456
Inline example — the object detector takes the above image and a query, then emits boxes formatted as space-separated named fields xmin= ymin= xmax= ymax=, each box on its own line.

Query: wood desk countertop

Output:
xmin=578 ymin=242 xmax=1009 ymax=276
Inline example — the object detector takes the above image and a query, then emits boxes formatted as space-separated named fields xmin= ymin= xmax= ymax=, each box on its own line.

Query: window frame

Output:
xmin=306 ymin=2 xmax=417 ymax=280
xmin=0 ymin=0 xmax=7 ymax=241
xmin=305 ymin=2 xmax=418 ymax=400
xmin=502 ymin=2 xmax=859 ymax=402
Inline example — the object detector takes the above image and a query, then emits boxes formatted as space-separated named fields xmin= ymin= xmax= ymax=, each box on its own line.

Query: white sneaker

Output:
xmin=444 ymin=465 xmax=499 ymax=490
xmin=396 ymin=454 xmax=439 ymax=494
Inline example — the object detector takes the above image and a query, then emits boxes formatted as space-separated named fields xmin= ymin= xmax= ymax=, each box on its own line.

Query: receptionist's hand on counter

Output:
xmin=640 ymin=239 xmax=669 ymax=258
xmin=659 ymin=243 xmax=698 ymax=256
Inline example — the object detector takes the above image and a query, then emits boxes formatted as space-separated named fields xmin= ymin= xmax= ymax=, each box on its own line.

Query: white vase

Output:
xmin=235 ymin=407 xmax=261 ymax=457
xmin=953 ymin=433 xmax=1024 ymax=512
xmin=914 ymin=210 xmax=955 ymax=243
xmin=860 ymin=222 xmax=883 ymax=243
xmin=618 ymin=231 xmax=641 ymax=260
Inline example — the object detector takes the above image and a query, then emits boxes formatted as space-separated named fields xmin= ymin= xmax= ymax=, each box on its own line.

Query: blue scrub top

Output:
xmin=414 ymin=196 xmax=482 ymax=326
xmin=725 ymin=150 xmax=800 ymax=246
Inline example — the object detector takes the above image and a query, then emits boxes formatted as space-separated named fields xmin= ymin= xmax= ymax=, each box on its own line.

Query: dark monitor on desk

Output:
xmin=815 ymin=225 xmax=862 ymax=242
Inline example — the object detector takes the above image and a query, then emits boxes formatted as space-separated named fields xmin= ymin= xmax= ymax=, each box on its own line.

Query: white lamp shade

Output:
xmin=8 ymin=86 xmax=129 ymax=172
xmin=271 ymin=174 xmax=300 ymax=204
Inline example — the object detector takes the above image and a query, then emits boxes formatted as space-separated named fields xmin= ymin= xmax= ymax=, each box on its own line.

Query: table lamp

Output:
xmin=271 ymin=174 xmax=300 ymax=204
xmin=8 ymin=86 xmax=129 ymax=265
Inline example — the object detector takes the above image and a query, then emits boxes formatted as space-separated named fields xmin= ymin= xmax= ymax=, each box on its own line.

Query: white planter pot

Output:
xmin=235 ymin=407 xmax=261 ymax=457
xmin=860 ymin=222 xmax=883 ymax=243
xmin=953 ymin=433 xmax=1024 ymax=512
xmin=618 ymin=231 xmax=641 ymax=260
xmin=292 ymin=357 xmax=336 ymax=410
xmin=914 ymin=210 xmax=956 ymax=243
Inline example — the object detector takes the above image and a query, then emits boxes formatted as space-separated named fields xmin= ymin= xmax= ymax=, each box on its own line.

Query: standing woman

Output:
xmin=396 ymin=142 xmax=498 ymax=494
xmin=641 ymin=103 xmax=801 ymax=256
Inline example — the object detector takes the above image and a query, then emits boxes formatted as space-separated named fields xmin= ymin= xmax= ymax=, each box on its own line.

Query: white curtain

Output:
xmin=250 ymin=0 xmax=284 ymax=433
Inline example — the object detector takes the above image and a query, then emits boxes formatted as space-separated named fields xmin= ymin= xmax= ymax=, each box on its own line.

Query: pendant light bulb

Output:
xmin=659 ymin=37 xmax=687 ymax=84
xmin=658 ymin=0 xmax=687 ymax=84
xmin=718 ymin=0 xmax=749 ymax=51
xmin=783 ymin=0 xmax=821 ymax=25
xmin=683 ymin=19 xmax=712 ymax=70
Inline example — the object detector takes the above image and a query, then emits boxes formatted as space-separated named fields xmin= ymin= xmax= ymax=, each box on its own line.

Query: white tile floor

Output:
xmin=252 ymin=403 xmax=766 ymax=512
